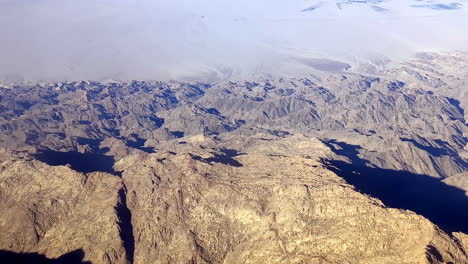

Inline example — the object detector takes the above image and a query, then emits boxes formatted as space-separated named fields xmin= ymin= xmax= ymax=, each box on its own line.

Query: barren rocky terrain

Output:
xmin=0 ymin=52 xmax=467 ymax=263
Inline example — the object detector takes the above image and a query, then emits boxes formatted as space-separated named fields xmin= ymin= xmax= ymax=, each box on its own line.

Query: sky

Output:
xmin=1 ymin=0 xmax=468 ymax=82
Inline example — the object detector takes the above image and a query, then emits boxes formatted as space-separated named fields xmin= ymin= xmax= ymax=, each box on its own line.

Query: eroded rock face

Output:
xmin=0 ymin=149 xmax=128 ymax=264
xmin=115 ymin=137 xmax=468 ymax=264
xmin=1 ymin=135 xmax=467 ymax=264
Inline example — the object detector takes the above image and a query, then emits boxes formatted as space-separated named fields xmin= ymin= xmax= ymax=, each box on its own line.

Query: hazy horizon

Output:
xmin=1 ymin=0 xmax=468 ymax=82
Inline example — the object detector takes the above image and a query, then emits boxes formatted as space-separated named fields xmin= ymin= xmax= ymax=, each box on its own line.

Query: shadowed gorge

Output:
xmin=115 ymin=188 xmax=135 ymax=263
xmin=323 ymin=140 xmax=468 ymax=234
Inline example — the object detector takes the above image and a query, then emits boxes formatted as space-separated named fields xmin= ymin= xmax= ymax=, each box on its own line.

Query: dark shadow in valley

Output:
xmin=322 ymin=139 xmax=468 ymax=234
xmin=0 ymin=249 xmax=91 ymax=264
xmin=447 ymin=97 xmax=465 ymax=118
xmin=206 ymin=148 xmax=245 ymax=167
xmin=400 ymin=137 xmax=451 ymax=157
xmin=400 ymin=137 xmax=468 ymax=169
xmin=32 ymin=137 xmax=123 ymax=175
xmin=426 ymin=245 xmax=446 ymax=263
xmin=171 ymin=131 xmax=185 ymax=138
xmin=33 ymin=149 xmax=121 ymax=176
xmin=115 ymin=188 xmax=135 ymax=264
xmin=194 ymin=148 xmax=245 ymax=167
xmin=126 ymin=134 xmax=155 ymax=153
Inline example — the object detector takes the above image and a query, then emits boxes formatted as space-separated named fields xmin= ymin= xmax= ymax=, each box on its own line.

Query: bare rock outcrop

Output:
xmin=114 ymin=136 xmax=468 ymax=264
xmin=0 ymin=149 xmax=128 ymax=264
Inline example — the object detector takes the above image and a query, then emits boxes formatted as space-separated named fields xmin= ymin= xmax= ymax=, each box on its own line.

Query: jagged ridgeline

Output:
xmin=0 ymin=52 xmax=467 ymax=263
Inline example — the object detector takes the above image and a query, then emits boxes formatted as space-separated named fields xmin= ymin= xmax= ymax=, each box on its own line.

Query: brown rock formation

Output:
xmin=0 ymin=149 xmax=128 ymax=264
xmin=1 ymin=135 xmax=467 ymax=263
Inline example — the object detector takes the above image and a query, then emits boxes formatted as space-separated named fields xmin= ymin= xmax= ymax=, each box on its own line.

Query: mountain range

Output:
xmin=0 ymin=51 xmax=467 ymax=263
